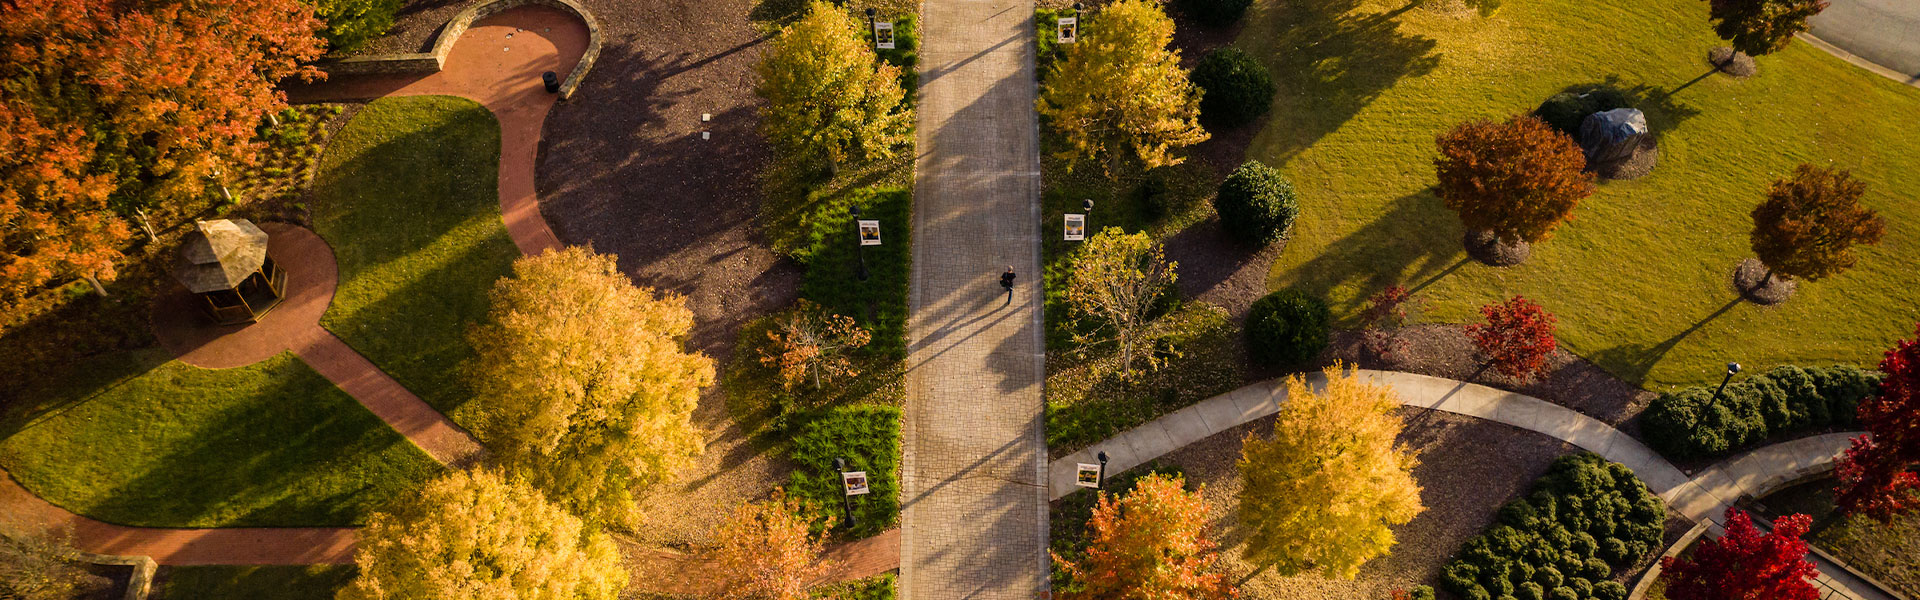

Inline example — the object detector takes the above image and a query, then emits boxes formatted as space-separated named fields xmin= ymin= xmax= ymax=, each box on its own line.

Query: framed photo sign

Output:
xmin=1075 ymin=463 xmax=1101 ymax=488
xmin=1064 ymin=214 xmax=1085 ymax=241
xmin=874 ymin=20 xmax=895 ymax=50
xmin=858 ymin=220 xmax=882 ymax=245
xmin=843 ymin=471 xmax=871 ymax=496
xmin=1057 ymin=16 xmax=1077 ymax=44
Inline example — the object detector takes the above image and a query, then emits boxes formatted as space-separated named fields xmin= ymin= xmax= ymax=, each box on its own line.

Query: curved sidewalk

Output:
xmin=0 ymin=472 xmax=354 ymax=565
xmin=287 ymin=5 xmax=589 ymax=255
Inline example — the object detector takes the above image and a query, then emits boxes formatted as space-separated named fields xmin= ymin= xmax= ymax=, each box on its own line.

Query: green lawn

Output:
xmin=162 ymin=565 xmax=355 ymax=600
xmin=1246 ymin=0 xmax=1920 ymax=388
xmin=311 ymin=96 xmax=518 ymax=430
xmin=0 ymin=350 xmax=442 ymax=527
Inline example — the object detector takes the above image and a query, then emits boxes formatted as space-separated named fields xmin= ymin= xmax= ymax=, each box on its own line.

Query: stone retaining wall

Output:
xmin=314 ymin=0 xmax=602 ymax=99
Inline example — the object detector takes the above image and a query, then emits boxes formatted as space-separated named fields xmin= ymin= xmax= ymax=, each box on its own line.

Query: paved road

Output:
xmin=899 ymin=0 xmax=1049 ymax=597
xmin=1809 ymin=0 xmax=1920 ymax=82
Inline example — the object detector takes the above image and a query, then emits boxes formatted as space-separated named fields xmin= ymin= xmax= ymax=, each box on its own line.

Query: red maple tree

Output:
xmin=1834 ymin=323 xmax=1920 ymax=521
xmin=1 ymin=0 xmax=325 ymax=305
xmin=1661 ymin=508 xmax=1819 ymax=600
xmin=1465 ymin=295 xmax=1557 ymax=381
xmin=1052 ymin=473 xmax=1236 ymax=600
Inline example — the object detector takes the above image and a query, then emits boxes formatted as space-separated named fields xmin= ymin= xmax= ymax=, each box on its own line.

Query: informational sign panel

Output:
xmin=1064 ymin=214 xmax=1085 ymax=241
xmin=1057 ymin=16 xmax=1077 ymax=44
xmin=874 ymin=21 xmax=895 ymax=50
xmin=843 ymin=471 xmax=870 ymax=496
xmin=858 ymin=220 xmax=882 ymax=245
xmin=1075 ymin=463 xmax=1101 ymax=488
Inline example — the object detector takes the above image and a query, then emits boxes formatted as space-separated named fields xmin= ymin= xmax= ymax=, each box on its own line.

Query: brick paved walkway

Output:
xmin=899 ymin=0 xmax=1049 ymax=597
xmin=0 ymin=471 xmax=355 ymax=565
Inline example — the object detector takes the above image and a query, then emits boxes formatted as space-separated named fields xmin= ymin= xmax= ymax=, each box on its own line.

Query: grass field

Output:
xmin=161 ymin=565 xmax=355 ymax=600
xmin=1763 ymin=480 xmax=1920 ymax=598
xmin=1246 ymin=0 xmax=1920 ymax=388
xmin=311 ymin=96 xmax=519 ymax=431
xmin=0 ymin=350 xmax=441 ymax=527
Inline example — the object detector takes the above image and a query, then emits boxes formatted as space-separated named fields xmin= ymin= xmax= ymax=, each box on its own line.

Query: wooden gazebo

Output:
xmin=172 ymin=219 xmax=288 ymax=325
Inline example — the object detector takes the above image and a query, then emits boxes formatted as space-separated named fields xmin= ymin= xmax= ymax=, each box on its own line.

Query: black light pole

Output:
xmin=834 ymin=457 xmax=858 ymax=529
xmin=865 ymin=7 xmax=876 ymax=39
xmin=1082 ymin=199 xmax=1094 ymax=235
xmin=850 ymin=206 xmax=869 ymax=282
xmin=1096 ymin=450 xmax=1109 ymax=489
xmin=1711 ymin=362 xmax=1741 ymax=403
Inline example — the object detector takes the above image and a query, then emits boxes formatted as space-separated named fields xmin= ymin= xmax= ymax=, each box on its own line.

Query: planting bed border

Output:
xmin=316 ymin=0 xmax=602 ymax=99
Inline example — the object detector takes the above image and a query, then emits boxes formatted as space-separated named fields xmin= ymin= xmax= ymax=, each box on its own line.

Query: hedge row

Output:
xmin=1641 ymin=365 xmax=1880 ymax=460
xmin=1440 ymin=453 xmax=1665 ymax=600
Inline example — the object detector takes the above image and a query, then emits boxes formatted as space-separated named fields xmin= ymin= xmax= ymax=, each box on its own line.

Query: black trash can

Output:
xmin=542 ymin=71 xmax=559 ymax=94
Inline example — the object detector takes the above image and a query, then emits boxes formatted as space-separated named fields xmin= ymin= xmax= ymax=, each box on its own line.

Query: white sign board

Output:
xmin=858 ymin=219 xmax=882 ymax=246
xmin=1064 ymin=214 xmax=1086 ymax=241
xmin=1075 ymin=463 xmax=1101 ymax=488
xmin=1057 ymin=16 xmax=1077 ymax=44
xmin=843 ymin=471 xmax=870 ymax=496
xmin=874 ymin=20 xmax=895 ymax=50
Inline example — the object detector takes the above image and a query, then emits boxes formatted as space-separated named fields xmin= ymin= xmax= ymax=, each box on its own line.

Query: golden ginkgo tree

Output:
xmin=1037 ymin=0 xmax=1208 ymax=173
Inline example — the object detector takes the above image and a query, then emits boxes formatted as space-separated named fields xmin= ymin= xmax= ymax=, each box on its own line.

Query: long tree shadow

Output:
xmin=1549 ymin=75 xmax=1703 ymax=142
xmin=1588 ymin=296 xmax=1744 ymax=385
xmin=1277 ymin=187 xmax=1464 ymax=317
xmin=1242 ymin=0 xmax=1443 ymax=162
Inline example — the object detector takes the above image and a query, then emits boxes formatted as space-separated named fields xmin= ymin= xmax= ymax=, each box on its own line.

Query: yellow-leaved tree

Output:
xmin=338 ymin=469 xmax=625 ymax=600
xmin=1237 ymin=363 xmax=1424 ymax=579
xmin=709 ymin=488 xmax=834 ymax=600
xmin=1037 ymin=0 xmax=1208 ymax=173
xmin=463 ymin=246 xmax=715 ymax=526
xmin=756 ymin=0 xmax=912 ymax=175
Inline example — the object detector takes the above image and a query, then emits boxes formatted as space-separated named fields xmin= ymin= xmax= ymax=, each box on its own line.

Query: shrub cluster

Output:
xmin=867 ymin=14 xmax=921 ymax=95
xmin=1034 ymin=8 xmax=1083 ymax=77
xmin=1214 ymin=160 xmax=1299 ymax=246
xmin=1532 ymin=89 xmax=1630 ymax=140
xmin=1190 ymin=48 xmax=1275 ymax=128
xmin=1440 ymin=453 xmax=1665 ymax=600
xmin=1177 ymin=0 xmax=1253 ymax=27
xmin=1642 ymin=365 xmax=1880 ymax=460
xmin=798 ymin=187 xmax=912 ymax=362
xmin=1245 ymin=289 xmax=1328 ymax=367
xmin=786 ymin=405 xmax=902 ymax=538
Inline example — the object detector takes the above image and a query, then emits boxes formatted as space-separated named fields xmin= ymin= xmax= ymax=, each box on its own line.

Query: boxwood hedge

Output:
xmin=1439 ymin=453 xmax=1665 ymax=600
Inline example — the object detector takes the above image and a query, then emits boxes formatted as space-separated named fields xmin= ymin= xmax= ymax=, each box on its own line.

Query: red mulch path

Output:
xmin=151 ymin=223 xmax=336 ymax=369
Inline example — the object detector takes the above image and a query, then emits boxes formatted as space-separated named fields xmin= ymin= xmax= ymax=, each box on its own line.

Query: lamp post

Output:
xmin=834 ymin=457 xmax=859 ymax=530
xmin=850 ymin=206 xmax=869 ymax=282
xmin=1096 ymin=450 xmax=1109 ymax=489
xmin=1082 ymin=199 xmax=1094 ymax=235
xmin=865 ymin=7 xmax=876 ymax=39
xmin=1711 ymin=362 xmax=1741 ymax=403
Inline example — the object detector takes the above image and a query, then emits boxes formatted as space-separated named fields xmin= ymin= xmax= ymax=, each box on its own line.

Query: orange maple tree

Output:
xmin=1053 ymin=473 xmax=1236 ymax=600
xmin=0 ymin=0 xmax=325 ymax=305
xmin=1749 ymin=163 xmax=1885 ymax=284
xmin=709 ymin=488 xmax=834 ymax=600
xmin=1434 ymin=115 xmax=1595 ymax=245
xmin=760 ymin=299 xmax=871 ymax=390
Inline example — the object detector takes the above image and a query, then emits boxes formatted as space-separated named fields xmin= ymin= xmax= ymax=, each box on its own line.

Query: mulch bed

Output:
xmin=1732 ymin=257 xmax=1795 ymax=305
xmin=1708 ymin=46 xmax=1758 ymax=78
xmin=1318 ymin=324 xmax=1659 ymax=431
xmin=1143 ymin=409 xmax=1579 ymax=599
xmin=1463 ymin=230 xmax=1530 ymax=267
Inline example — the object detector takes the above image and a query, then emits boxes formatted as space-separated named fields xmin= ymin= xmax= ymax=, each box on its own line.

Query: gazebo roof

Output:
xmin=172 ymin=219 xmax=269 ymax=293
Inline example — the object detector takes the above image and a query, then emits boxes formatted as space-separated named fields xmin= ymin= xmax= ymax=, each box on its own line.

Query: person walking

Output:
xmin=999 ymin=266 xmax=1016 ymax=306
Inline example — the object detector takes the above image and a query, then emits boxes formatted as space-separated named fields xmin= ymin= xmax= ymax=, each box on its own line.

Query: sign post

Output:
xmin=835 ymin=457 xmax=864 ymax=530
xmin=1075 ymin=463 xmax=1101 ymax=489
xmin=1064 ymin=214 xmax=1085 ymax=241
xmin=1057 ymin=16 xmax=1077 ymax=44
xmin=874 ymin=20 xmax=895 ymax=50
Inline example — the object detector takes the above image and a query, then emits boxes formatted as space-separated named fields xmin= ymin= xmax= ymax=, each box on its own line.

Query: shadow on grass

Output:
xmin=1588 ymin=296 xmax=1744 ymax=385
xmin=1279 ymin=187 xmax=1463 ymax=316
xmin=1244 ymin=0 xmax=1442 ymax=162
xmin=1551 ymin=75 xmax=1704 ymax=141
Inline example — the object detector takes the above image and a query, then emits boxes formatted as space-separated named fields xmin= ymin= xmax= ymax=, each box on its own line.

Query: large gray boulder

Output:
xmin=1579 ymin=108 xmax=1648 ymax=166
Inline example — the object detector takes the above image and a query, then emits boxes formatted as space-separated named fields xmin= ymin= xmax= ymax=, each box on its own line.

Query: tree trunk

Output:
xmin=82 ymin=273 xmax=108 ymax=297
xmin=134 ymin=208 xmax=157 ymax=242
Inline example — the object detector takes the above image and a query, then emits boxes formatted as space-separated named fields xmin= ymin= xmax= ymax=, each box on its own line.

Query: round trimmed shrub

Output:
xmin=1214 ymin=160 xmax=1299 ymax=246
xmin=1178 ymin=0 xmax=1252 ymax=27
xmin=1532 ymin=88 xmax=1630 ymax=139
xmin=1594 ymin=581 xmax=1629 ymax=600
xmin=1246 ymin=289 xmax=1329 ymax=366
xmin=1191 ymin=48 xmax=1275 ymax=128
xmin=1548 ymin=587 xmax=1578 ymax=600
